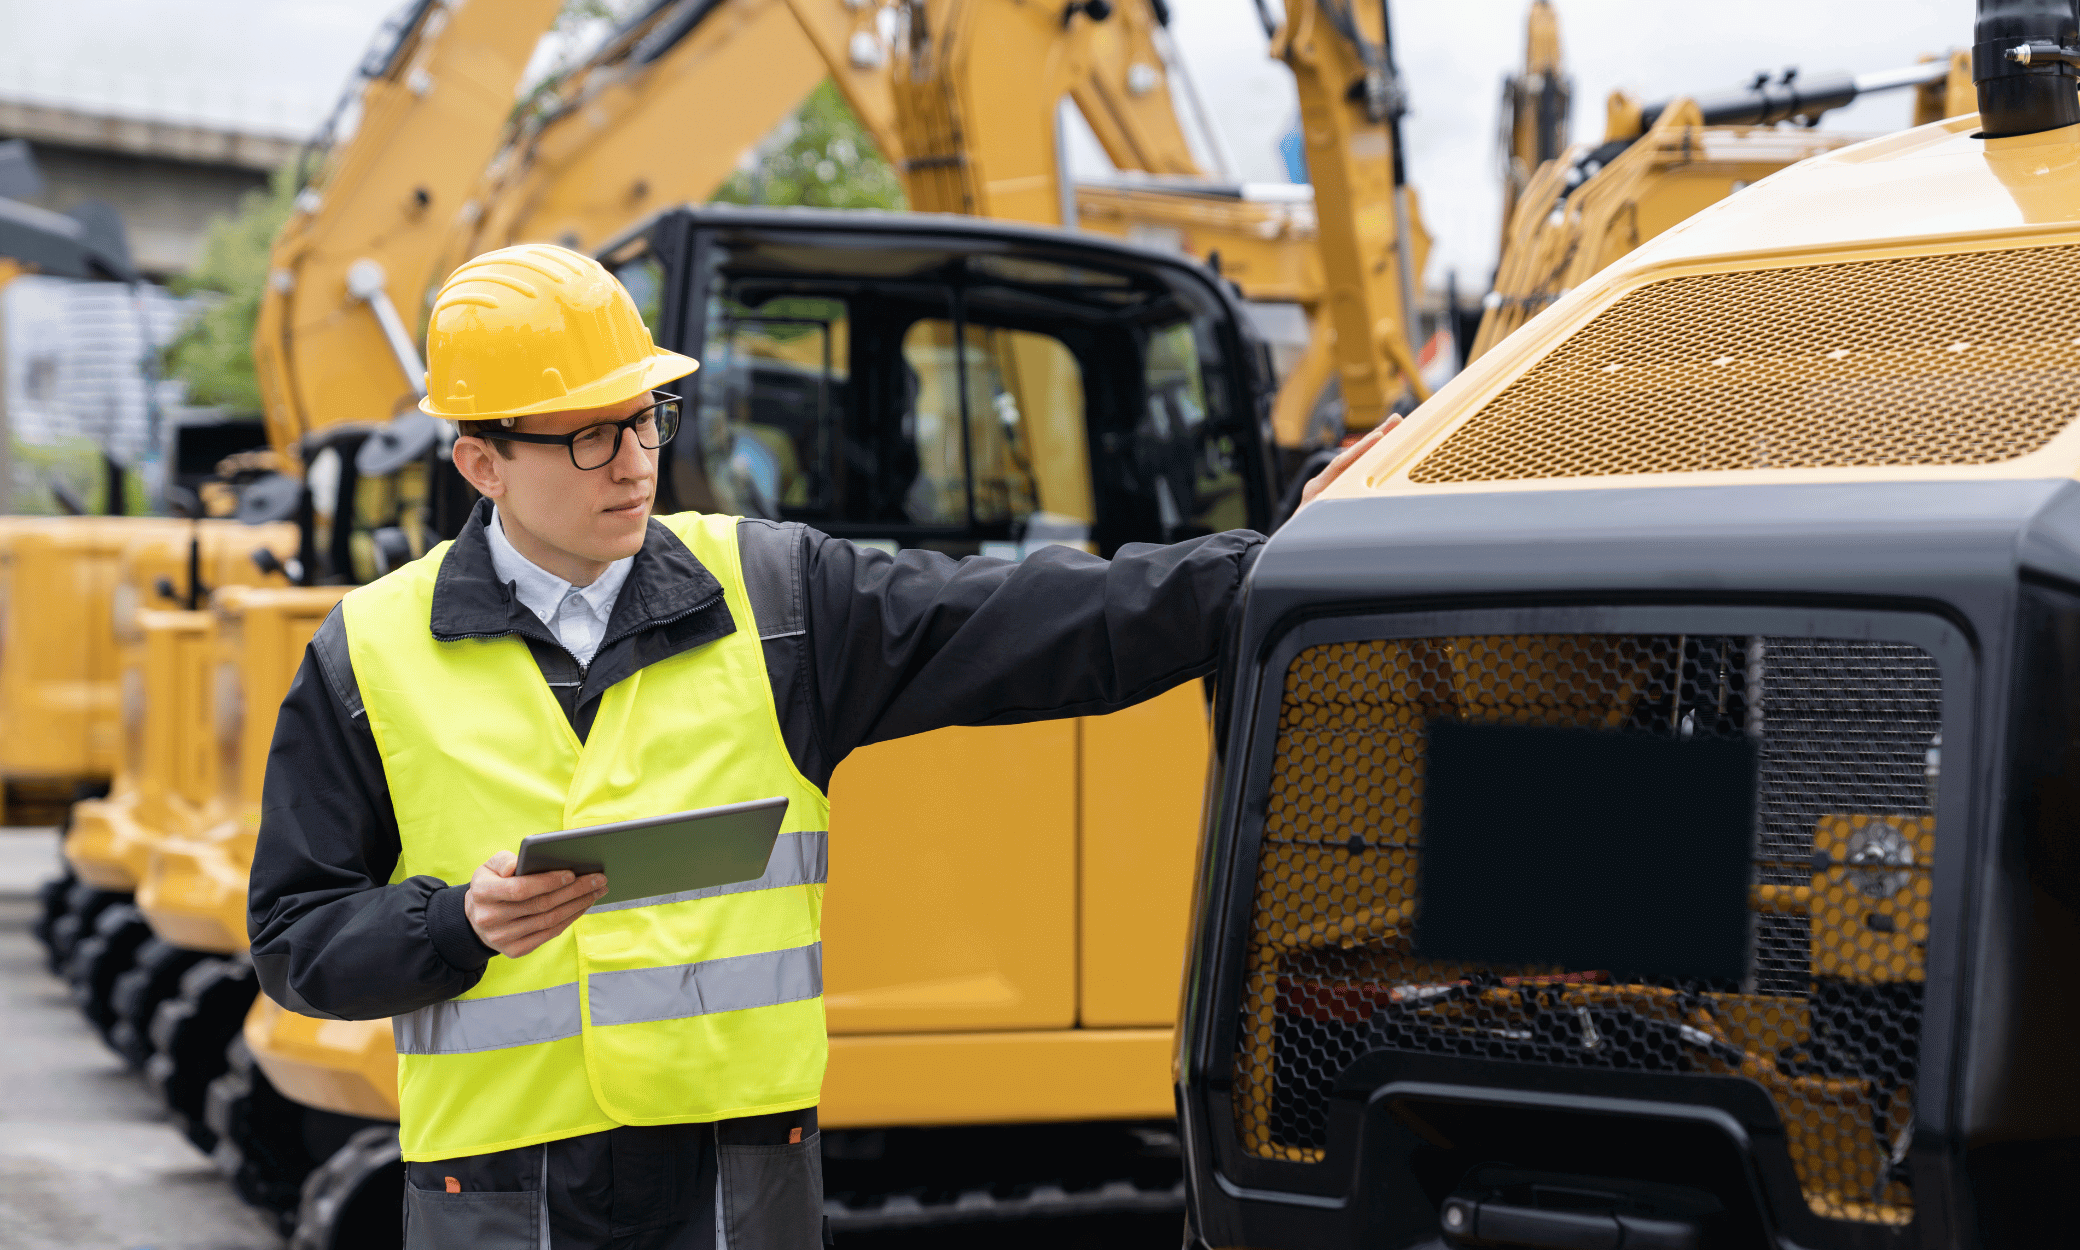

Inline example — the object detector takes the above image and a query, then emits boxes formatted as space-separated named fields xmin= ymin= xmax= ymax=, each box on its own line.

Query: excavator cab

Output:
xmin=603 ymin=206 xmax=1275 ymax=559
xmin=1176 ymin=2 xmax=2080 ymax=1241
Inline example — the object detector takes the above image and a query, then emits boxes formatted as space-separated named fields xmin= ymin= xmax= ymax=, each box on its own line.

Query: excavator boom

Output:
xmin=436 ymin=0 xmax=903 ymax=275
xmin=1474 ymin=2 xmax=1978 ymax=365
xmin=1270 ymin=0 xmax=1429 ymax=431
xmin=891 ymin=0 xmax=1204 ymax=224
xmin=1497 ymin=0 xmax=1568 ymax=258
xmin=252 ymin=0 xmax=565 ymax=455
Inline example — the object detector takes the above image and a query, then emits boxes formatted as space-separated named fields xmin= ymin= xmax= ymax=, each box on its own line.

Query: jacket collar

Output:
xmin=430 ymin=498 xmax=730 ymax=652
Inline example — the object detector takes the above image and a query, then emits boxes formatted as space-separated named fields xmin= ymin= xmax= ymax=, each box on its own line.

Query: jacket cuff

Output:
xmin=427 ymin=883 xmax=497 ymax=970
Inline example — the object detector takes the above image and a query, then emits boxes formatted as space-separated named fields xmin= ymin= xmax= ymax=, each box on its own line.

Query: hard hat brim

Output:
xmin=421 ymin=348 xmax=699 ymax=421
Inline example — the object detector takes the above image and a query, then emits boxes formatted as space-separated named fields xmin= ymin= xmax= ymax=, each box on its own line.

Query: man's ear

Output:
xmin=452 ymin=436 xmax=508 ymax=499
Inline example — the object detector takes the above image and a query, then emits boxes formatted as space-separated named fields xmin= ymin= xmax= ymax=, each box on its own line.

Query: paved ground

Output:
xmin=0 ymin=828 xmax=280 ymax=1250
xmin=0 ymin=828 xmax=1179 ymax=1249
xmin=0 ymin=827 xmax=65 ymax=896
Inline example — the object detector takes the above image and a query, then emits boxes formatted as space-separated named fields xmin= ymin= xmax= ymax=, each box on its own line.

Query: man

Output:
xmin=248 ymin=243 xmax=1382 ymax=1249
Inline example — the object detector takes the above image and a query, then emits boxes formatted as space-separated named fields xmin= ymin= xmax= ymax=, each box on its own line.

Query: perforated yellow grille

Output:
xmin=1411 ymin=244 xmax=2080 ymax=483
xmin=1237 ymin=634 xmax=1941 ymax=1226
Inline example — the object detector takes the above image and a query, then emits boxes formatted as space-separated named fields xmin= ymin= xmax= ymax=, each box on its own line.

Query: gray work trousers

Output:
xmin=402 ymin=1108 xmax=824 ymax=1250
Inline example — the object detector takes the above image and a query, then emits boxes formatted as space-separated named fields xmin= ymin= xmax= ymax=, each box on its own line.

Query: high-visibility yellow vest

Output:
xmin=343 ymin=512 xmax=830 ymax=1162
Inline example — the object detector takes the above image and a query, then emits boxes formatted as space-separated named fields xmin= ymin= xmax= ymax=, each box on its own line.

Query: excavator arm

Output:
xmin=1269 ymin=0 xmax=1430 ymax=433
xmin=437 ymin=0 xmax=1211 ymax=277
xmin=890 ymin=0 xmax=1205 ymax=223
xmin=252 ymin=0 xmax=566 ymax=455
xmin=263 ymin=0 xmax=1326 ymax=493
xmin=435 ymin=0 xmax=903 ymax=273
xmin=1471 ymin=5 xmax=1970 ymax=364
xmin=1497 ymin=1 xmax=1569 ymax=261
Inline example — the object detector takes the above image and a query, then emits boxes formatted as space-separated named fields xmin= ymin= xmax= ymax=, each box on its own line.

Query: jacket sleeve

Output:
xmin=800 ymin=529 xmax=1265 ymax=764
xmin=246 ymin=608 xmax=497 ymax=1021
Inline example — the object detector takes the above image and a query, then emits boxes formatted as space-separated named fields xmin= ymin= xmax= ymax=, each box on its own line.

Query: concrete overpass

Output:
xmin=0 ymin=96 xmax=299 ymax=279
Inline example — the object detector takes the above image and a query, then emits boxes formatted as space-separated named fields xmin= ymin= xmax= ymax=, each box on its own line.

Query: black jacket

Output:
xmin=248 ymin=500 xmax=1264 ymax=1022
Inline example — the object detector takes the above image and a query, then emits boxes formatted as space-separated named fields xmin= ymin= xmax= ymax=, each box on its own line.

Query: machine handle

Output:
xmin=1441 ymin=1196 xmax=1699 ymax=1250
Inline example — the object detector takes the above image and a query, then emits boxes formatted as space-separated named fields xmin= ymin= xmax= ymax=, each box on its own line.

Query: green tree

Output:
xmin=713 ymin=80 xmax=905 ymax=211
xmin=163 ymin=163 xmax=297 ymax=413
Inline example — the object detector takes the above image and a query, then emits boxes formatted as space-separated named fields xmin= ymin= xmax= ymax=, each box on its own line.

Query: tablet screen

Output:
xmin=515 ymin=797 xmax=788 ymax=906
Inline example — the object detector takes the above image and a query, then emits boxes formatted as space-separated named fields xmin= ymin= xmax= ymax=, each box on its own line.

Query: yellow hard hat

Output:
xmin=418 ymin=243 xmax=697 ymax=420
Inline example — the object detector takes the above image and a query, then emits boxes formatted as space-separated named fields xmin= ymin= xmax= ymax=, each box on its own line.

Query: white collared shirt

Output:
xmin=485 ymin=506 xmax=634 ymax=669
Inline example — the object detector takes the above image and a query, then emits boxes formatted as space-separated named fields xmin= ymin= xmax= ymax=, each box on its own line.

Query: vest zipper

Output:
xmin=593 ymin=589 xmax=724 ymax=656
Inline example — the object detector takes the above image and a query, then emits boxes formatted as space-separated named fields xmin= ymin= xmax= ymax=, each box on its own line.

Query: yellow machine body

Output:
xmin=63 ymin=524 xmax=294 ymax=891
xmin=0 ymin=517 xmax=184 ymax=789
xmin=1472 ymin=109 xmax=1866 ymax=361
xmin=136 ymin=585 xmax=347 ymax=953
xmin=245 ymin=995 xmax=401 ymax=1122
xmin=1343 ymin=112 xmax=2080 ymax=504
xmin=1291 ymin=109 xmax=2080 ymax=1226
xmin=66 ymin=609 xmax=214 ymax=890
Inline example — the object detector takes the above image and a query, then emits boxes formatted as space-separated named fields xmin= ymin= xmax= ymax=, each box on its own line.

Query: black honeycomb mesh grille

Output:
xmin=1235 ymin=634 xmax=1941 ymax=1227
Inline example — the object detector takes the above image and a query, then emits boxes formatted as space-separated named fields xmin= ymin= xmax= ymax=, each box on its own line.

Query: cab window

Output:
xmin=692 ymin=297 xmax=845 ymax=519
xmin=899 ymin=320 xmax=1090 ymax=545
xmin=673 ymin=237 xmax=1263 ymax=556
xmin=611 ymin=250 xmax=666 ymax=340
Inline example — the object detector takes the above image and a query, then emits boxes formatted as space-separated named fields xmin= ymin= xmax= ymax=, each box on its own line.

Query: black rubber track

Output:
xmin=46 ymin=884 xmax=127 ymax=976
xmin=31 ymin=867 xmax=76 ymax=955
xmin=207 ymin=1036 xmax=327 ymax=1229
xmin=146 ymin=956 xmax=256 ymax=1153
xmin=290 ymin=1125 xmax=403 ymax=1250
xmin=66 ymin=902 xmax=152 ymax=1040
xmin=110 ymin=939 xmax=210 ymax=1069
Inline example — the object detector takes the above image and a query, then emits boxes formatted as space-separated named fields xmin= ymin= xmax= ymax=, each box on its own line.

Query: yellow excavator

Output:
xmin=30 ymin=1 xmax=1440 ymax=1241
xmin=27 ymin=516 xmax=297 ymax=993
xmin=1473 ymin=1 xmax=1974 ymax=360
xmin=1264 ymin=0 xmax=1432 ymax=439
xmin=1179 ymin=0 xmax=2080 ymax=1244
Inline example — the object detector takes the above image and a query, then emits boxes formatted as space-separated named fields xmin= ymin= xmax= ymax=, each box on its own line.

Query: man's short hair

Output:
xmin=455 ymin=418 xmax=517 ymax=459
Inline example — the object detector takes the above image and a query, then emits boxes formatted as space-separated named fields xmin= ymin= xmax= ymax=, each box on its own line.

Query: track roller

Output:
xmin=31 ymin=866 xmax=76 ymax=956
xmin=66 ymin=902 xmax=153 ymax=1039
xmin=109 ymin=939 xmax=209 ymax=1069
xmin=207 ymin=1037 xmax=327 ymax=1228
xmin=291 ymin=1125 xmax=403 ymax=1250
xmin=146 ymin=955 xmax=256 ymax=1152
xmin=45 ymin=883 xmax=128 ymax=976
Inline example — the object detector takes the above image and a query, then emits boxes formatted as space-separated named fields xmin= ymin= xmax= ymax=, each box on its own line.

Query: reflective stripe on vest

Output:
xmin=395 ymin=942 xmax=824 ymax=1054
xmin=344 ymin=513 xmax=831 ymax=1162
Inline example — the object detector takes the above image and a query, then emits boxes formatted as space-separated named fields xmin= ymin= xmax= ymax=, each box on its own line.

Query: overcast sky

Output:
xmin=0 ymin=0 xmax=1976 ymax=281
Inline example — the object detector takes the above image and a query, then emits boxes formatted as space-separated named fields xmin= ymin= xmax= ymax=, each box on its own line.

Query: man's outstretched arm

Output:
xmin=797 ymin=527 xmax=1264 ymax=767
xmin=789 ymin=422 xmax=1392 ymax=772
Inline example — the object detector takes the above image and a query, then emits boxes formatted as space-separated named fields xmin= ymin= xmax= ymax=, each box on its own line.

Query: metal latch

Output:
xmin=1440 ymin=1195 xmax=1699 ymax=1250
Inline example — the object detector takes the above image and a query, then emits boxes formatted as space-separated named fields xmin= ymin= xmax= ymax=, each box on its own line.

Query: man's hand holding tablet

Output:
xmin=465 ymin=798 xmax=789 ymax=958
xmin=465 ymin=851 xmax=609 ymax=958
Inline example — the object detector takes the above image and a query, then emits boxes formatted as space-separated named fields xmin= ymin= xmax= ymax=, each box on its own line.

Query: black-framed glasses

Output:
xmin=489 ymin=392 xmax=681 ymax=470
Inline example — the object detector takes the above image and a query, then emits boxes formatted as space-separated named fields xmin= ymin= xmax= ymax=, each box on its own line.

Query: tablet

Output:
xmin=515 ymin=797 xmax=788 ymax=906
